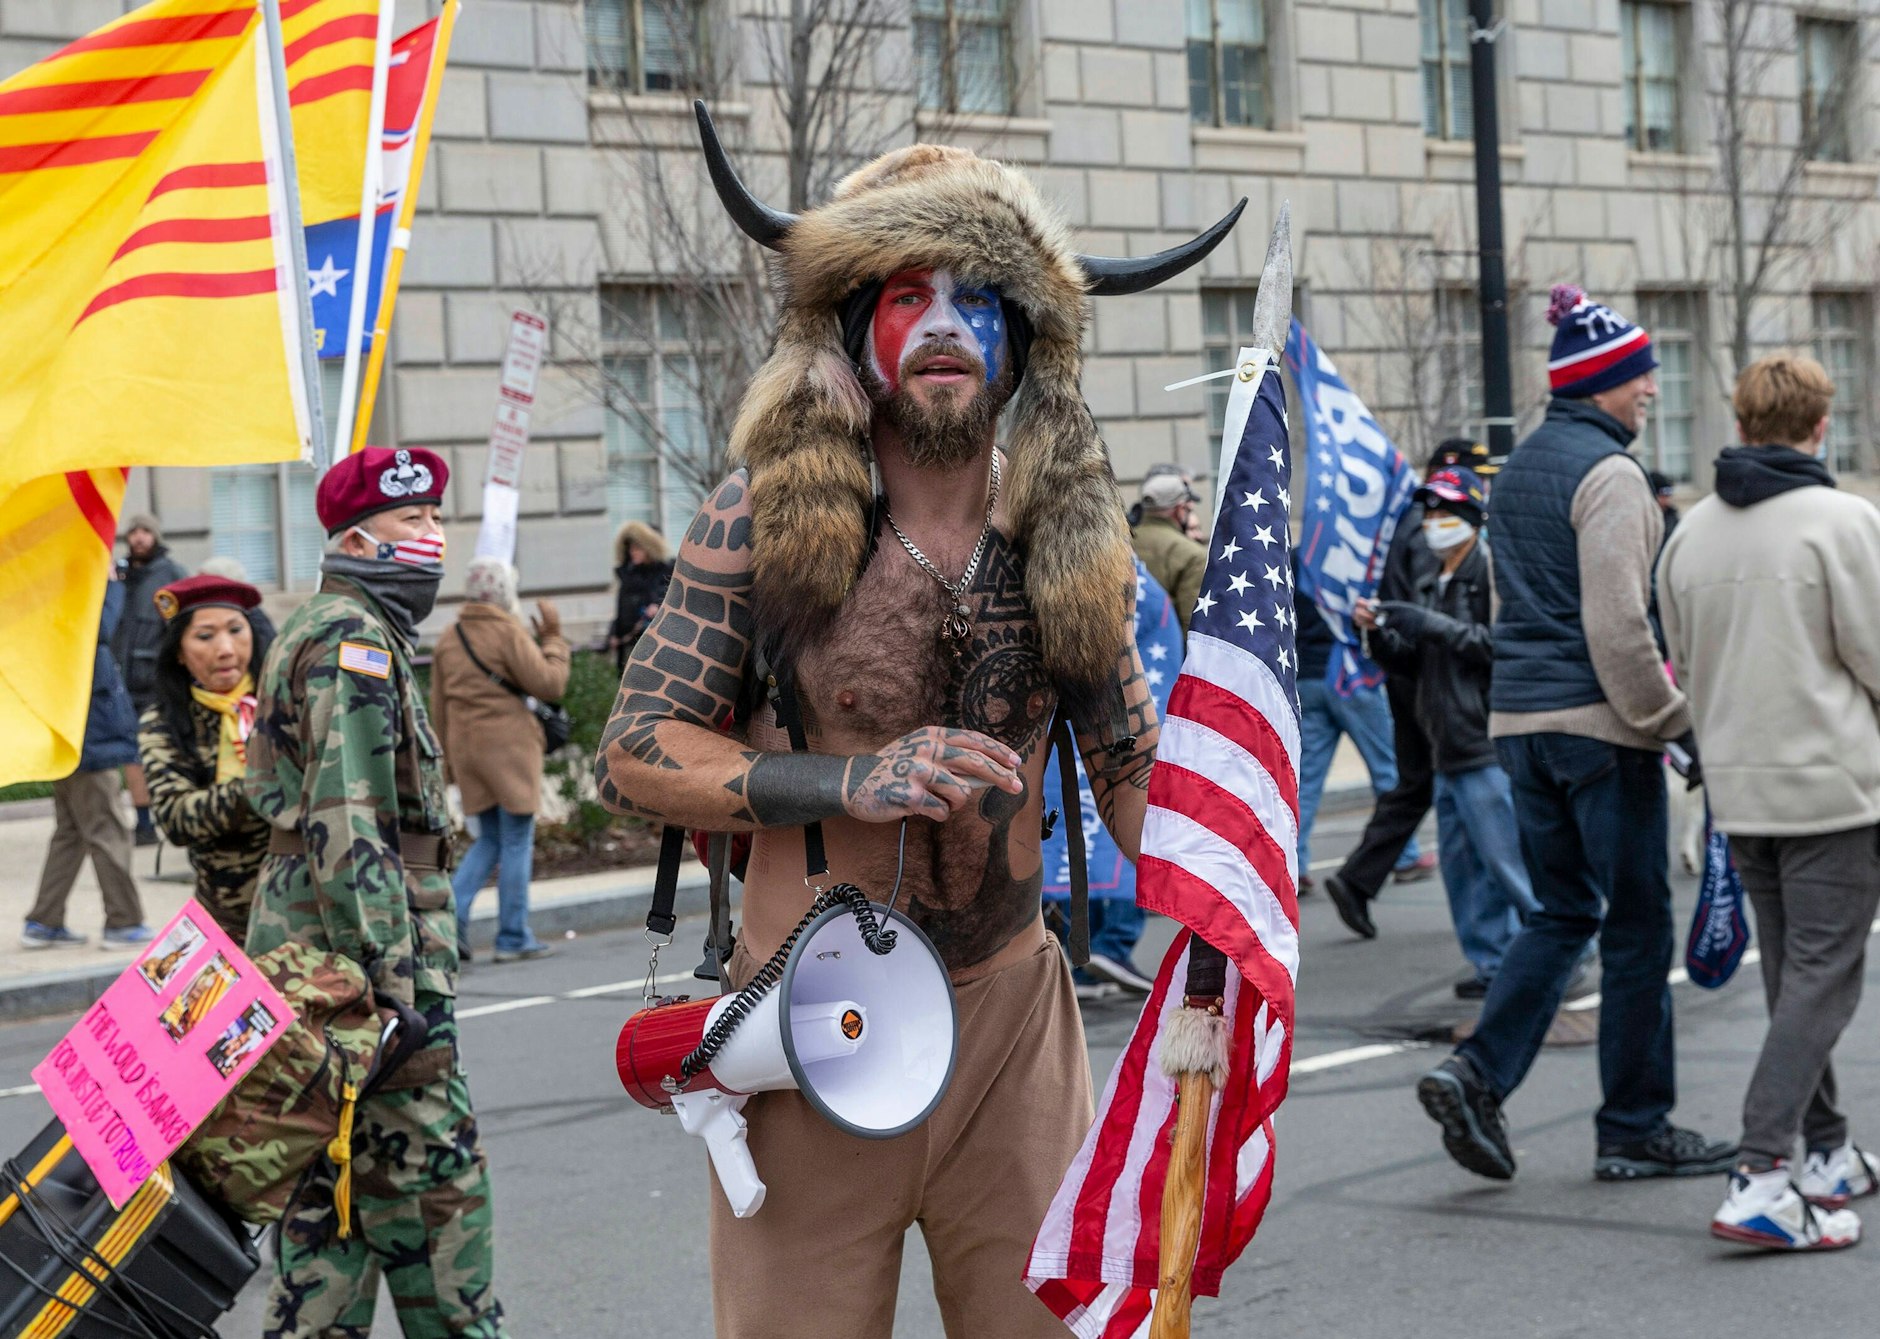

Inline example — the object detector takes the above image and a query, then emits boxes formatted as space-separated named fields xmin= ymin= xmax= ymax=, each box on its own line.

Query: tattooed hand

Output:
xmin=842 ymin=727 xmax=1024 ymax=823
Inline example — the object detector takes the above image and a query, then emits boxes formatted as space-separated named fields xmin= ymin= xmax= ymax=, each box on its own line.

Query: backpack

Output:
xmin=174 ymin=943 xmax=429 ymax=1231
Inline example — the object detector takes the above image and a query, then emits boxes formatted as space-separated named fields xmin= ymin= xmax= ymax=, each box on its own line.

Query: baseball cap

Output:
xmin=1140 ymin=473 xmax=1200 ymax=509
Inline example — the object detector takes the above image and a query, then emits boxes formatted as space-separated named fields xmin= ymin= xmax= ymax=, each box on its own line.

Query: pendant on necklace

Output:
xmin=941 ymin=601 xmax=971 ymax=651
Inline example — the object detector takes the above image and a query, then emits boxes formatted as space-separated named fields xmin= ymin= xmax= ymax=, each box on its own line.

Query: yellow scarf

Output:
xmin=191 ymin=674 xmax=257 ymax=783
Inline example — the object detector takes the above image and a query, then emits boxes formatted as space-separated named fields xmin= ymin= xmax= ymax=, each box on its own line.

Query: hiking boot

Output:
xmin=1453 ymin=976 xmax=1491 ymax=1001
xmin=1083 ymin=952 xmax=1154 ymax=995
xmin=1393 ymin=852 xmax=1438 ymax=884
xmin=1324 ymin=874 xmax=1376 ymax=940
xmin=1417 ymin=1054 xmax=1515 ymax=1181
xmin=1712 ymin=1166 xmax=1860 ymax=1251
xmin=1596 ymin=1125 xmax=1736 ymax=1181
xmin=21 ymin=922 xmax=86 ymax=950
xmin=1799 ymin=1144 xmax=1880 ymax=1210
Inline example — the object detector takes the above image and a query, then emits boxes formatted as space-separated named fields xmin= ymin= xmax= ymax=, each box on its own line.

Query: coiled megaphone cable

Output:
xmin=674 ymin=824 xmax=909 ymax=1089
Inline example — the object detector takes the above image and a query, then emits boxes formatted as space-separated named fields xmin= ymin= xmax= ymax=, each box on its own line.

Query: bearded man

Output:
xmin=593 ymin=106 xmax=1246 ymax=1338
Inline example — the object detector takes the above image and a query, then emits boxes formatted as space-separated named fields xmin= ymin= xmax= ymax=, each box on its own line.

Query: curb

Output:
xmin=1318 ymin=781 xmax=1374 ymax=816
xmin=0 ymin=867 xmax=712 ymax=1025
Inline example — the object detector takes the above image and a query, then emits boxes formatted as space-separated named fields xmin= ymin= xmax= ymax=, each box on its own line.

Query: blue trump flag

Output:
xmin=1041 ymin=558 xmax=1184 ymax=903
xmin=1284 ymin=318 xmax=1417 ymax=695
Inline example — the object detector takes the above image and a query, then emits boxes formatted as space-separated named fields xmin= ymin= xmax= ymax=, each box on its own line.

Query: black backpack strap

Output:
xmin=646 ymin=825 xmax=686 ymax=940
xmin=769 ymin=671 xmax=830 ymax=882
xmin=454 ymin=623 xmax=519 ymax=697
xmin=1051 ymin=715 xmax=1090 ymax=968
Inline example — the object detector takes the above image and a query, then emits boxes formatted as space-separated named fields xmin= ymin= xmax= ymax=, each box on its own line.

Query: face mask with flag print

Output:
xmin=351 ymin=526 xmax=445 ymax=568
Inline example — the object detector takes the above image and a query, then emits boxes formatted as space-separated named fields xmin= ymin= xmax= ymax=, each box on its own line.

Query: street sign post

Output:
xmin=474 ymin=310 xmax=548 ymax=563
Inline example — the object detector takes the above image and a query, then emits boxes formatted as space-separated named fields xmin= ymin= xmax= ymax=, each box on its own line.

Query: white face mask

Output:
xmin=1422 ymin=515 xmax=1476 ymax=553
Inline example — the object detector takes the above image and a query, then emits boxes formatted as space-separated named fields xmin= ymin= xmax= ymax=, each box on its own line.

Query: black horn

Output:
xmin=1077 ymin=198 xmax=1248 ymax=296
xmin=694 ymin=100 xmax=796 ymax=251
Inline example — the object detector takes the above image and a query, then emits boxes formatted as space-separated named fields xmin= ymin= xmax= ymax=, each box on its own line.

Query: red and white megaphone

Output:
xmin=617 ymin=900 xmax=956 ymax=1218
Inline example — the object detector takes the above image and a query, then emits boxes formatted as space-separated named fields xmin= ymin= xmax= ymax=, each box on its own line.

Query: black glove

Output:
xmin=1666 ymin=731 xmax=1703 ymax=790
xmin=1376 ymin=601 xmax=1429 ymax=638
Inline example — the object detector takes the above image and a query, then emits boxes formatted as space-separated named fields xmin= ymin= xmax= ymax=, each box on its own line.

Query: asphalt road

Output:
xmin=0 ymin=800 xmax=1874 ymax=1337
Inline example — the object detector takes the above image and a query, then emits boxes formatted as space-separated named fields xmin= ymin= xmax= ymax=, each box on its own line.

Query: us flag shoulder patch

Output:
xmin=338 ymin=641 xmax=392 ymax=679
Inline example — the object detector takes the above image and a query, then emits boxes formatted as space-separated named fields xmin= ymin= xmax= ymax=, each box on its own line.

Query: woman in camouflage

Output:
xmin=136 ymin=574 xmax=273 ymax=940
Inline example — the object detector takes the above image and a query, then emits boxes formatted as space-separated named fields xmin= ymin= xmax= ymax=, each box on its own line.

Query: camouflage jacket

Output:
xmin=244 ymin=577 xmax=457 ymax=1006
xmin=136 ymin=701 xmax=268 ymax=940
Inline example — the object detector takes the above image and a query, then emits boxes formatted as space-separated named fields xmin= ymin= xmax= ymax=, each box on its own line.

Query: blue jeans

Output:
xmin=1296 ymin=676 xmax=1421 ymax=871
xmin=1087 ymin=898 xmax=1145 ymax=967
xmin=1457 ymin=734 xmax=1675 ymax=1143
xmin=1434 ymin=764 xmax=1539 ymax=981
xmin=452 ymin=807 xmax=542 ymax=953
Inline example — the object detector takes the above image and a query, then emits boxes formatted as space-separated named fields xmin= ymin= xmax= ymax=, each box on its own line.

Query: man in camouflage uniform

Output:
xmin=245 ymin=446 xmax=505 ymax=1339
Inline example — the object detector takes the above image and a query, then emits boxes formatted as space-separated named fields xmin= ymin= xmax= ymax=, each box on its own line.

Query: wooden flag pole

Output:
xmin=349 ymin=0 xmax=460 ymax=454
xmin=1149 ymin=943 xmax=1229 ymax=1339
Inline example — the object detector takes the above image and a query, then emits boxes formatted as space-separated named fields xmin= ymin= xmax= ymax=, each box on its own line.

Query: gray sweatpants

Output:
xmin=1729 ymin=824 xmax=1880 ymax=1164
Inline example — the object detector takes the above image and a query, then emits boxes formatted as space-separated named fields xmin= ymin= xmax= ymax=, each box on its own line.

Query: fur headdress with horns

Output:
xmin=696 ymin=104 xmax=1244 ymax=699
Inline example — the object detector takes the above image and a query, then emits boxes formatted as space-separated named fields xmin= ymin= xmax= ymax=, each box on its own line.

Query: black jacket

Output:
xmin=112 ymin=544 xmax=188 ymax=710
xmin=1367 ymin=501 xmax=1439 ymax=680
xmin=1372 ymin=539 xmax=1497 ymax=773
xmin=611 ymin=559 xmax=674 ymax=659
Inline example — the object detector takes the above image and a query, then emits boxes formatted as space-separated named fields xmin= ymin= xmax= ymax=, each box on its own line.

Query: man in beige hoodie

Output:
xmin=1660 ymin=354 xmax=1880 ymax=1251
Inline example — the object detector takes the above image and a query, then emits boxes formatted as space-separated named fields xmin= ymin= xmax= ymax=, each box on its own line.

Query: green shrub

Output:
xmin=0 ymin=781 xmax=55 ymax=803
xmin=542 ymin=649 xmax=643 ymax=849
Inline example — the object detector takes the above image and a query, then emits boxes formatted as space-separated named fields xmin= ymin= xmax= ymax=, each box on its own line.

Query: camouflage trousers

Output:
xmin=264 ymin=993 xmax=506 ymax=1339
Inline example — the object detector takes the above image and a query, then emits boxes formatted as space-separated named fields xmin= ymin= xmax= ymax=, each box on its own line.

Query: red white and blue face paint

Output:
xmin=866 ymin=268 xmax=1006 ymax=392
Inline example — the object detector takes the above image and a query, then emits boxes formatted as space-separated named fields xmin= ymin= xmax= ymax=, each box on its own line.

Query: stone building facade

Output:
xmin=4 ymin=0 xmax=1877 ymax=637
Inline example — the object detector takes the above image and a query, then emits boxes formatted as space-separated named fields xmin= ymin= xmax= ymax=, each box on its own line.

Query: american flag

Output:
xmin=1026 ymin=357 xmax=1301 ymax=1337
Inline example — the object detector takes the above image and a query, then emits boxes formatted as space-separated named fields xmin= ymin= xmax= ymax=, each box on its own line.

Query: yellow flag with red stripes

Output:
xmin=0 ymin=0 xmax=380 ymax=783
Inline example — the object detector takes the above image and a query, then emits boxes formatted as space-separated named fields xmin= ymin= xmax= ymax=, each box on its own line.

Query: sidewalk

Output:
xmin=0 ymin=801 xmax=708 ymax=1023
xmin=0 ymin=742 xmax=1376 ymax=1021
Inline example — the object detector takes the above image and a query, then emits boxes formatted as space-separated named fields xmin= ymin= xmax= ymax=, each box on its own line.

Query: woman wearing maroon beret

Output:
xmin=135 ymin=574 xmax=274 ymax=939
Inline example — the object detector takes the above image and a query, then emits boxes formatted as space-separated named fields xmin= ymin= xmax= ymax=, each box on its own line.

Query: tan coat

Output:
xmin=430 ymin=603 xmax=570 ymax=816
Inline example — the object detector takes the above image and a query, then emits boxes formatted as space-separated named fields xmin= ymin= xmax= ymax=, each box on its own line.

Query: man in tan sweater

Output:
xmin=1416 ymin=286 xmax=1732 ymax=1185
xmin=1661 ymin=354 xmax=1880 ymax=1251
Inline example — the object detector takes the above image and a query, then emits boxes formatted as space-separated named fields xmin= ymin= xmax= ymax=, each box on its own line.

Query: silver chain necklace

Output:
xmin=883 ymin=450 xmax=1001 ymax=654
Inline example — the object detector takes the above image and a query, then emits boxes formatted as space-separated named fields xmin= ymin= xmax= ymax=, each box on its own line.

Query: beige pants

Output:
xmin=30 ymin=768 xmax=143 ymax=931
xmin=710 ymin=922 xmax=1092 ymax=1339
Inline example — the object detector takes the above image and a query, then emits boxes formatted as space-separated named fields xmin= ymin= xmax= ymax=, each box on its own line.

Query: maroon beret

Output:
xmin=154 ymin=574 xmax=262 ymax=623
xmin=316 ymin=446 xmax=449 ymax=535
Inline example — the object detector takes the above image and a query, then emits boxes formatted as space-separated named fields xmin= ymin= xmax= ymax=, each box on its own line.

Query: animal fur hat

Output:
xmin=696 ymin=104 xmax=1244 ymax=698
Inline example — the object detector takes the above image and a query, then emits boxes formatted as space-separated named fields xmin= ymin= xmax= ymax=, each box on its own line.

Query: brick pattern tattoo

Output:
xmin=1076 ymin=599 xmax=1159 ymax=836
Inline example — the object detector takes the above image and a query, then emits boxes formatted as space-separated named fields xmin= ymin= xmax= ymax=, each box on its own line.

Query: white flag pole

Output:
xmin=333 ymin=0 xmax=396 ymax=457
xmin=259 ymin=0 xmax=326 ymax=469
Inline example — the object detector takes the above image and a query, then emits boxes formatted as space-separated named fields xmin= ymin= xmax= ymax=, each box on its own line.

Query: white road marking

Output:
xmin=0 ymin=1083 xmax=40 ymax=1100
xmin=456 ymin=995 xmax=560 ymax=1019
xmin=1292 ymin=1042 xmax=1423 ymax=1075
xmin=459 ymin=970 xmax=703 ymax=1018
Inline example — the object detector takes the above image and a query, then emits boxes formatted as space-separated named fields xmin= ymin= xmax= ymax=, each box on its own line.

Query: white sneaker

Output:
xmin=1711 ymin=1166 xmax=1861 ymax=1251
xmin=1799 ymin=1144 xmax=1880 ymax=1210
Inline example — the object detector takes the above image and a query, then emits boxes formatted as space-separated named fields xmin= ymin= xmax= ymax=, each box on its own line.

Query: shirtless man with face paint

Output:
xmin=592 ymin=114 xmax=1252 ymax=1336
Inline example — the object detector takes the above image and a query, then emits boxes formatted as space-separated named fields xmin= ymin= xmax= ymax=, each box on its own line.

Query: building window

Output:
xmin=210 ymin=465 xmax=326 ymax=590
xmin=1420 ymin=0 xmax=1473 ymax=140
xmin=915 ymin=0 xmax=1013 ymax=116
xmin=1435 ymin=288 xmax=1483 ymax=441
xmin=1813 ymin=292 xmax=1868 ymax=473
xmin=1636 ymin=292 xmax=1699 ymax=482
xmin=1186 ymin=0 xmax=1267 ymax=129
xmin=601 ymin=286 xmax=722 ymax=542
xmin=586 ymin=0 xmax=706 ymax=95
xmin=1800 ymin=19 xmax=1855 ymax=163
xmin=1619 ymin=2 xmax=1681 ymax=153
xmin=1201 ymin=287 xmax=1262 ymax=429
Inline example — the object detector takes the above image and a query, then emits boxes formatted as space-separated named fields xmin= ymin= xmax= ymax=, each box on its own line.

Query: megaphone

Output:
xmin=617 ymin=901 xmax=956 ymax=1218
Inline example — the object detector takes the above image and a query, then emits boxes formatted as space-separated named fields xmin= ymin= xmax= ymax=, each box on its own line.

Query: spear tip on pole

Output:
xmin=1249 ymin=200 xmax=1293 ymax=354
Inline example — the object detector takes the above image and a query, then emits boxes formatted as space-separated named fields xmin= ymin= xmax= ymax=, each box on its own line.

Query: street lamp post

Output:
xmin=1469 ymin=0 xmax=1515 ymax=465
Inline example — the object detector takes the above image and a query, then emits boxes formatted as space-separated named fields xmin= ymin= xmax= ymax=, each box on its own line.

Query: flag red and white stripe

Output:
xmin=1027 ymin=353 xmax=1301 ymax=1336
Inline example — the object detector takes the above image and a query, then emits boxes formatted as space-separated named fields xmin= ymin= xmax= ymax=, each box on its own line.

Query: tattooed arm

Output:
xmin=1074 ymin=625 xmax=1160 ymax=865
xmin=593 ymin=473 xmax=1025 ymax=831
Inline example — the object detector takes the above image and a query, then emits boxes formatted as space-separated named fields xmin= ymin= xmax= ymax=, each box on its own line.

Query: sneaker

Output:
xmin=1799 ymin=1144 xmax=1880 ymax=1210
xmin=1563 ymin=951 xmax=1600 ymax=1002
xmin=1596 ymin=1125 xmax=1737 ymax=1181
xmin=1453 ymin=976 xmax=1491 ymax=1001
xmin=100 ymin=925 xmax=154 ymax=947
xmin=1324 ymin=873 xmax=1376 ymax=940
xmin=133 ymin=825 xmax=159 ymax=848
xmin=1071 ymin=971 xmax=1117 ymax=1002
xmin=1711 ymin=1166 xmax=1861 ymax=1251
xmin=20 ymin=922 xmax=86 ymax=950
xmin=1417 ymin=1055 xmax=1516 ymax=1180
xmin=491 ymin=942 xmax=558 ymax=963
xmin=1083 ymin=952 xmax=1154 ymax=995
xmin=1298 ymin=873 xmax=1315 ymax=895
xmin=1393 ymin=852 xmax=1438 ymax=885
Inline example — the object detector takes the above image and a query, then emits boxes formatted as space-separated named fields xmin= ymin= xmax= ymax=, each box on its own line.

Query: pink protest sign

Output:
xmin=32 ymin=901 xmax=295 ymax=1207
